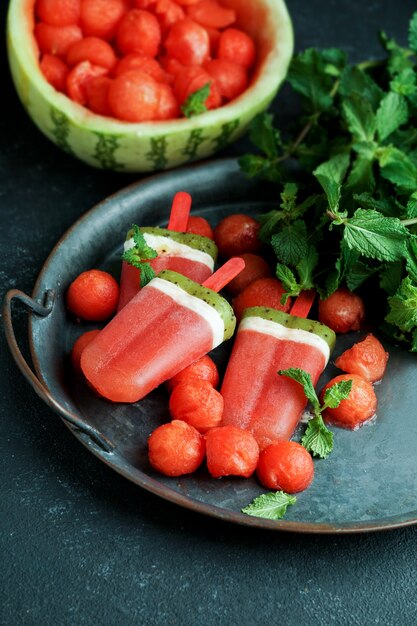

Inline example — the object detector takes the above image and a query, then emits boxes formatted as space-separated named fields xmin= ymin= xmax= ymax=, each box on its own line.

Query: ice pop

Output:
xmin=220 ymin=306 xmax=336 ymax=450
xmin=117 ymin=192 xmax=217 ymax=310
xmin=81 ymin=264 xmax=241 ymax=403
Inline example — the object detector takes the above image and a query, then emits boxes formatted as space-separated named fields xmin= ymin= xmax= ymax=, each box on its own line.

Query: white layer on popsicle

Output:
xmin=150 ymin=277 xmax=225 ymax=348
xmin=240 ymin=315 xmax=331 ymax=364
xmin=124 ymin=233 xmax=215 ymax=271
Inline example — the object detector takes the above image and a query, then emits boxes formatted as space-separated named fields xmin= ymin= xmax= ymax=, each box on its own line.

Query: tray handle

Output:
xmin=3 ymin=288 xmax=114 ymax=454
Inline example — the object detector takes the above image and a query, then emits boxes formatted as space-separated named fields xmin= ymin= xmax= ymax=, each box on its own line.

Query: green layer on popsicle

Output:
xmin=158 ymin=270 xmax=236 ymax=341
xmin=125 ymin=226 xmax=218 ymax=261
xmin=242 ymin=307 xmax=336 ymax=351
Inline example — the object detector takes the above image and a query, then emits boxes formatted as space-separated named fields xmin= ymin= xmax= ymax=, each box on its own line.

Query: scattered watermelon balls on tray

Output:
xmin=66 ymin=268 xmax=119 ymax=320
xmin=318 ymin=287 xmax=365 ymax=334
xmin=64 ymin=208 xmax=391 ymax=510
xmin=335 ymin=334 xmax=389 ymax=383
xmin=148 ymin=420 xmax=206 ymax=477
xmin=34 ymin=0 xmax=257 ymax=122
xmin=166 ymin=354 xmax=219 ymax=392
xmin=169 ymin=379 xmax=224 ymax=433
xmin=205 ymin=426 xmax=259 ymax=479
xmin=320 ymin=374 xmax=378 ymax=430
xmin=256 ymin=441 xmax=314 ymax=493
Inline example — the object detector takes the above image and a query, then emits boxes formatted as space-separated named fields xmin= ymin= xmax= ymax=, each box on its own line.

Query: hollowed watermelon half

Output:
xmin=7 ymin=0 xmax=294 ymax=172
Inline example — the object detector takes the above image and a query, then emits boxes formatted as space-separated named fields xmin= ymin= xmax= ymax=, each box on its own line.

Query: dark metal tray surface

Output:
xmin=4 ymin=159 xmax=417 ymax=533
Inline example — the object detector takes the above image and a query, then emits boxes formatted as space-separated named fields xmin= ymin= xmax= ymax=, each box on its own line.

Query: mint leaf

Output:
xmin=280 ymin=182 xmax=298 ymax=212
xmin=380 ymin=31 xmax=414 ymax=77
xmin=323 ymin=379 xmax=353 ymax=409
xmin=330 ymin=239 xmax=359 ymax=291
xmin=390 ymin=68 xmax=417 ymax=97
xmin=275 ymin=264 xmax=300 ymax=301
xmin=249 ymin=112 xmax=281 ymax=158
xmin=287 ymin=49 xmax=335 ymax=113
xmin=332 ymin=241 xmax=379 ymax=292
xmin=258 ymin=208 xmax=285 ymax=243
xmin=345 ymin=259 xmax=379 ymax=291
xmin=301 ymin=378 xmax=352 ymax=458
xmin=341 ymin=65 xmax=383 ymax=101
xmin=353 ymin=192 xmax=403 ymax=217
xmin=301 ymin=415 xmax=334 ymax=459
xmin=339 ymin=66 xmax=383 ymax=109
xmin=238 ymin=154 xmax=282 ymax=183
xmin=242 ymin=491 xmax=296 ymax=520
xmin=345 ymin=155 xmax=375 ymax=195
xmin=320 ymin=48 xmax=347 ymax=76
xmin=406 ymin=192 xmax=417 ymax=219
xmin=181 ymin=83 xmax=210 ymax=117
xmin=278 ymin=368 xmax=320 ymax=413
xmin=271 ymin=220 xmax=308 ymax=266
xmin=376 ymin=93 xmax=409 ymax=141
xmin=385 ymin=276 xmax=417 ymax=332
xmin=378 ymin=146 xmax=417 ymax=192
xmin=132 ymin=226 xmax=157 ymax=260
xmin=139 ymin=262 xmax=155 ymax=287
xmin=406 ymin=238 xmax=417 ymax=282
xmin=408 ymin=12 xmax=417 ymax=53
xmin=122 ymin=225 xmax=157 ymax=287
xmin=379 ymin=262 xmax=404 ymax=295
xmin=342 ymin=92 xmax=377 ymax=143
xmin=342 ymin=209 xmax=409 ymax=262
xmin=275 ymin=246 xmax=318 ymax=301
xmin=296 ymin=246 xmax=319 ymax=290
xmin=313 ymin=153 xmax=350 ymax=213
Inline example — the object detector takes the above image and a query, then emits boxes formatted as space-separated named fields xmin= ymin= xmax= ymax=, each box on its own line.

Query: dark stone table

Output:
xmin=2 ymin=1 xmax=416 ymax=624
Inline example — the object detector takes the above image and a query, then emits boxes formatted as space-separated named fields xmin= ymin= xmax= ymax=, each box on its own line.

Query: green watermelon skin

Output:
xmin=7 ymin=0 xmax=294 ymax=173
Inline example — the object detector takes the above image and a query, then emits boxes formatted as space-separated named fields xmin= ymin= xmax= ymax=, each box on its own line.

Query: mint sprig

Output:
xmin=278 ymin=368 xmax=353 ymax=459
xmin=181 ymin=83 xmax=210 ymax=118
xmin=122 ymin=225 xmax=157 ymax=288
xmin=241 ymin=491 xmax=296 ymax=520
xmin=239 ymin=11 xmax=417 ymax=351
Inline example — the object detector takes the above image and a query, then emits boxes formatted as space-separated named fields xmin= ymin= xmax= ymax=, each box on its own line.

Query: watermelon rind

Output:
xmin=7 ymin=0 xmax=294 ymax=172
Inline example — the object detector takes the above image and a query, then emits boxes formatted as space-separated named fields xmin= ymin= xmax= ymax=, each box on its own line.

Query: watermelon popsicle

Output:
xmin=118 ymin=192 xmax=217 ymax=310
xmin=81 ymin=259 xmax=244 ymax=403
xmin=220 ymin=296 xmax=336 ymax=450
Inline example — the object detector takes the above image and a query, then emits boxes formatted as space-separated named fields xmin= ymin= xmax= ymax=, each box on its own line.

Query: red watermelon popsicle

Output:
xmin=117 ymin=192 xmax=217 ymax=310
xmin=220 ymin=299 xmax=336 ymax=450
xmin=81 ymin=260 xmax=243 ymax=403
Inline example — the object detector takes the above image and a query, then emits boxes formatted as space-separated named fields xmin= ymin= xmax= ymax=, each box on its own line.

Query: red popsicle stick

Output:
xmin=290 ymin=290 xmax=316 ymax=319
xmin=202 ymin=257 xmax=245 ymax=293
xmin=167 ymin=191 xmax=192 ymax=231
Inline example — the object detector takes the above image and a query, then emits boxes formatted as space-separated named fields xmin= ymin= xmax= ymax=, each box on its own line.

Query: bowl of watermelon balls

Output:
xmin=7 ymin=0 xmax=293 ymax=172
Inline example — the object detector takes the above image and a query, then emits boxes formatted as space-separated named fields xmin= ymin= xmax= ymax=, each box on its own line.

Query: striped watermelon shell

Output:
xmin=7 ymin=0 xmax=294 ymax=172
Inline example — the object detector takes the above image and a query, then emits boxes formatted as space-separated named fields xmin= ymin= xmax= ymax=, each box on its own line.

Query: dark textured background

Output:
xmin=1 ymin=1 xmax=417 ymax=624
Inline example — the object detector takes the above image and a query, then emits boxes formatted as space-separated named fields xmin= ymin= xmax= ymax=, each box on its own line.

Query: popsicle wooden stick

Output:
xmin=167 ymin=191 xmax=192 ymax=231
xmin=202 ymin=257 xmax=246 ymax=293
xmin=290 ymin=290 xmax=316 ymax=319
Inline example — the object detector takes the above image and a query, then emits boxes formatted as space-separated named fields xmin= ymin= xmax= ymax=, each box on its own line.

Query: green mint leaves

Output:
xmin=386 ymin=277 xmax=417 ymax=333
xmin=300 ymin=414 xmax=334 ymax=461
xmin=181 ymin=83 xmax=210 ymax=118
xmin=342 ymin=209 xmax=409 ymax=262
xmin=122 ymin=225 xmax=157 ymax=288
xmin=240 ymin=11 xmax=417 ymax=350
xmin=241 ymin=491 xmax=296 ymax=520
xmin=278 ymin=368 xmax=352 ymax=459
xmin=313 ymin=153 xmax=350 ymax=216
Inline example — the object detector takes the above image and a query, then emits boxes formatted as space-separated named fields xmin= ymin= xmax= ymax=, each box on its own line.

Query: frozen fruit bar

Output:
xmin=81 ymin=270 xmax=235 ymax=403
xmin=118 ymin=227 xmax=218 ymax=310
xmin=220 ymin=306 xmax=336 ymax=449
